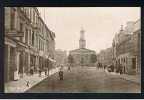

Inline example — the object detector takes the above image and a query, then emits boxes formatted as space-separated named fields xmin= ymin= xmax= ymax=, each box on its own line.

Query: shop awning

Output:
xmin=48 ymin=57 xmax=56 ymax=62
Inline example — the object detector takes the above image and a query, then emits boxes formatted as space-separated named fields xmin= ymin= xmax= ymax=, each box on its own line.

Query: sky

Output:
xmin=38 ymin=7 xmax=140 ymax=53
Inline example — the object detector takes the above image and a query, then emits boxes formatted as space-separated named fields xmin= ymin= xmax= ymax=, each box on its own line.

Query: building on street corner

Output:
xmin=4 ymin=7 xmax=56 ymax=82
xmin=112 ymin=19 xmax=141 ymax=75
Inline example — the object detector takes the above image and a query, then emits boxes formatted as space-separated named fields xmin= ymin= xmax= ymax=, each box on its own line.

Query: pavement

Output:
xmin=26 ymin=66 xmax=140 ymax=93
xmin=104 ymin=69 xmax=140 ymax=84
xmin=5 ymin=67 xmax=60 ymax=93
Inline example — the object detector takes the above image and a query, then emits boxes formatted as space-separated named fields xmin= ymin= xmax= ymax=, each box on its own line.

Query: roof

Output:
xmin=69 ymin=48 xmax=96 ymax=53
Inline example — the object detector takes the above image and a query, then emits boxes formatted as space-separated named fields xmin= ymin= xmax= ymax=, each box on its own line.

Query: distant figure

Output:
xmin=39 ymin=68 xmax=42 ymax=77
xmin=119 ymin=64 xmax=123 ymax=74
xmin=68 ymin=66 xmax=71 ymax=71
xmin=59 ymin=66 xmax=64 ymax=80
xmin=116 ymin=63 xmax=123 ymax=74
xmin=104 ymin=65 xmax=107 ymax=70
xmin=44 ymin=68 xmax=47 ymax=76
xmin=98 ymin=63 xmax=102 ymax=70
xmin=26 ymin=81 xmax=30 ymax=87
xmin=30 ymin=67 xmax=34 ymax=75
xmin=97 ymin=62 xmax=100 ymax=69
xmin=68 ymin=64 xmax=71 ymax=71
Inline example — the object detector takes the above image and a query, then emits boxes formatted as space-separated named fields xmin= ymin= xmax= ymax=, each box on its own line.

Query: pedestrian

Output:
xmin=68 ymin=64 xmax=71 ymax=71
xmin=100 ymin=63 xmax=102 ymax=70
xmin=44 ymin=68 xmax=47 ymax=76
xmin=111 ymin=64 xmax=114 ymax=72
xmin=59 ymin=66 xmax=64 ymax=80
xmin=118 ymin=63 xmax=122 ymax=74
xmin=47 ymin=68 xmax=49 ymax=76
xmin=30 ymin=67 xmax=34 ymax=76
xmin=39 ymin=68 xmax=42 ymax=77
xmin=97 ymin=62 xmax=100 ymax=69
xmin=120 ymin=64 xmax=123 ymax=74
xmin=104 ymin=65 xmax=107 ymax=72
xmin=104 ymin=65 xmax=107 ymax=69
xmin=68 ymin=66 xmax=71 ymax=71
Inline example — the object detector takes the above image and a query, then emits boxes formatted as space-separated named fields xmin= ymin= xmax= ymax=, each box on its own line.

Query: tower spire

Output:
xmin=79 ymin=28 xmax=86 ymax=49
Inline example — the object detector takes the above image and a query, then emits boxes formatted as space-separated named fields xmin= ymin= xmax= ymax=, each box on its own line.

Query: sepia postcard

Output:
xmin=4 ymin=7 xmax=141 ymax=93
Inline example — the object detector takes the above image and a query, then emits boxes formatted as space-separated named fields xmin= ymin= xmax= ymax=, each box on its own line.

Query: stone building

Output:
xmin=97 ymin=47 xmax=113 ymax=66
xmin=69 ymin=28 xmax=96 ymax=66
xmin=4 ymin=7 xmax=55 ymax=82
xmin=131 ymin=19 xmax=141 ymax=74
xmin=55 ymin=49 xmax=67 ymax=65
xmin=112 ymin=19 xmax=141 ymax=74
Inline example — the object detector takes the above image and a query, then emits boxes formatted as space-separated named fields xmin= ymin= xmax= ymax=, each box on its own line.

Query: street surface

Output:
xmin=26 ymin=67 xmax=140 ymax=93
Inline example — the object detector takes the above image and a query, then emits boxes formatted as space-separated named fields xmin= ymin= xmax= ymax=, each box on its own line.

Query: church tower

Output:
xmin=79 ymin=28 xmax=86 ymax=48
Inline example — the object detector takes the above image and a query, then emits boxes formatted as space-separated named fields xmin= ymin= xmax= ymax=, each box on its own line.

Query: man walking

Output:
xmin=68 ymin=63 xmax=71 ymax=71
xmin=59 ymin=65 xmax=64 ymax=80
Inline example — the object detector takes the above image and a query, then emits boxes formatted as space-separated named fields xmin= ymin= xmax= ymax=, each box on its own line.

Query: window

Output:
xmin=41 ymin=41 xmax=42 ymax=50
xmin=25 ymin=28 xmax=28 ymax=44
xmin=20 ymin=23 xmax=23 ymax=32
xmin=35 ymin=35 xmax=37 ymax=47
xmin=10 ymin=8 xmax=15 ymax=30
xmin=39 ymin=39 xmax=40 ymax=50
xmin=28 ymin=8 xmax=31 ymax=19
xmin=24 ymin=7 xmax=26 ymax=14
xmin=30 ymin=8 xmax=32 ymax=21
xmin=32 ymin=31 xmax=35 ymax=46
xmin=19 ymin=23 xmax=23 ymax=41
xmin=33 ymin=11 xmax=35 ymax=23
xmin=42 ymin=41 xmax=43 ymax=50
xmin=29 ymin=30 xmax=31 ymax=45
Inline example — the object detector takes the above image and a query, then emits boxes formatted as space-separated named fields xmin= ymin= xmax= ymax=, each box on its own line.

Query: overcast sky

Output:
xmin=38 ymin=7 xmax=140 ymax=53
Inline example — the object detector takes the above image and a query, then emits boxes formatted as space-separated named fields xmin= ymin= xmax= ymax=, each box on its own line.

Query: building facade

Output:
xmin=4 ymin=7 xmax=55 ymax=82
xmin=97 ymin=47 xmax=113 ymax=66
xmin=69 ymin=28 xmax=96 ymax=66
xmin=112 ymin=19 xmax=141 ymax=75
xmin=55 ymin=49 xmax=67 ymax=65
xmin=131 ymin=19 xmax=141 ymax=74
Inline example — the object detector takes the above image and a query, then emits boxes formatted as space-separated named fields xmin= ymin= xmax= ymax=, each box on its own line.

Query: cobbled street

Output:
xmin=26 ymin=67 xmax=140 ymax=93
